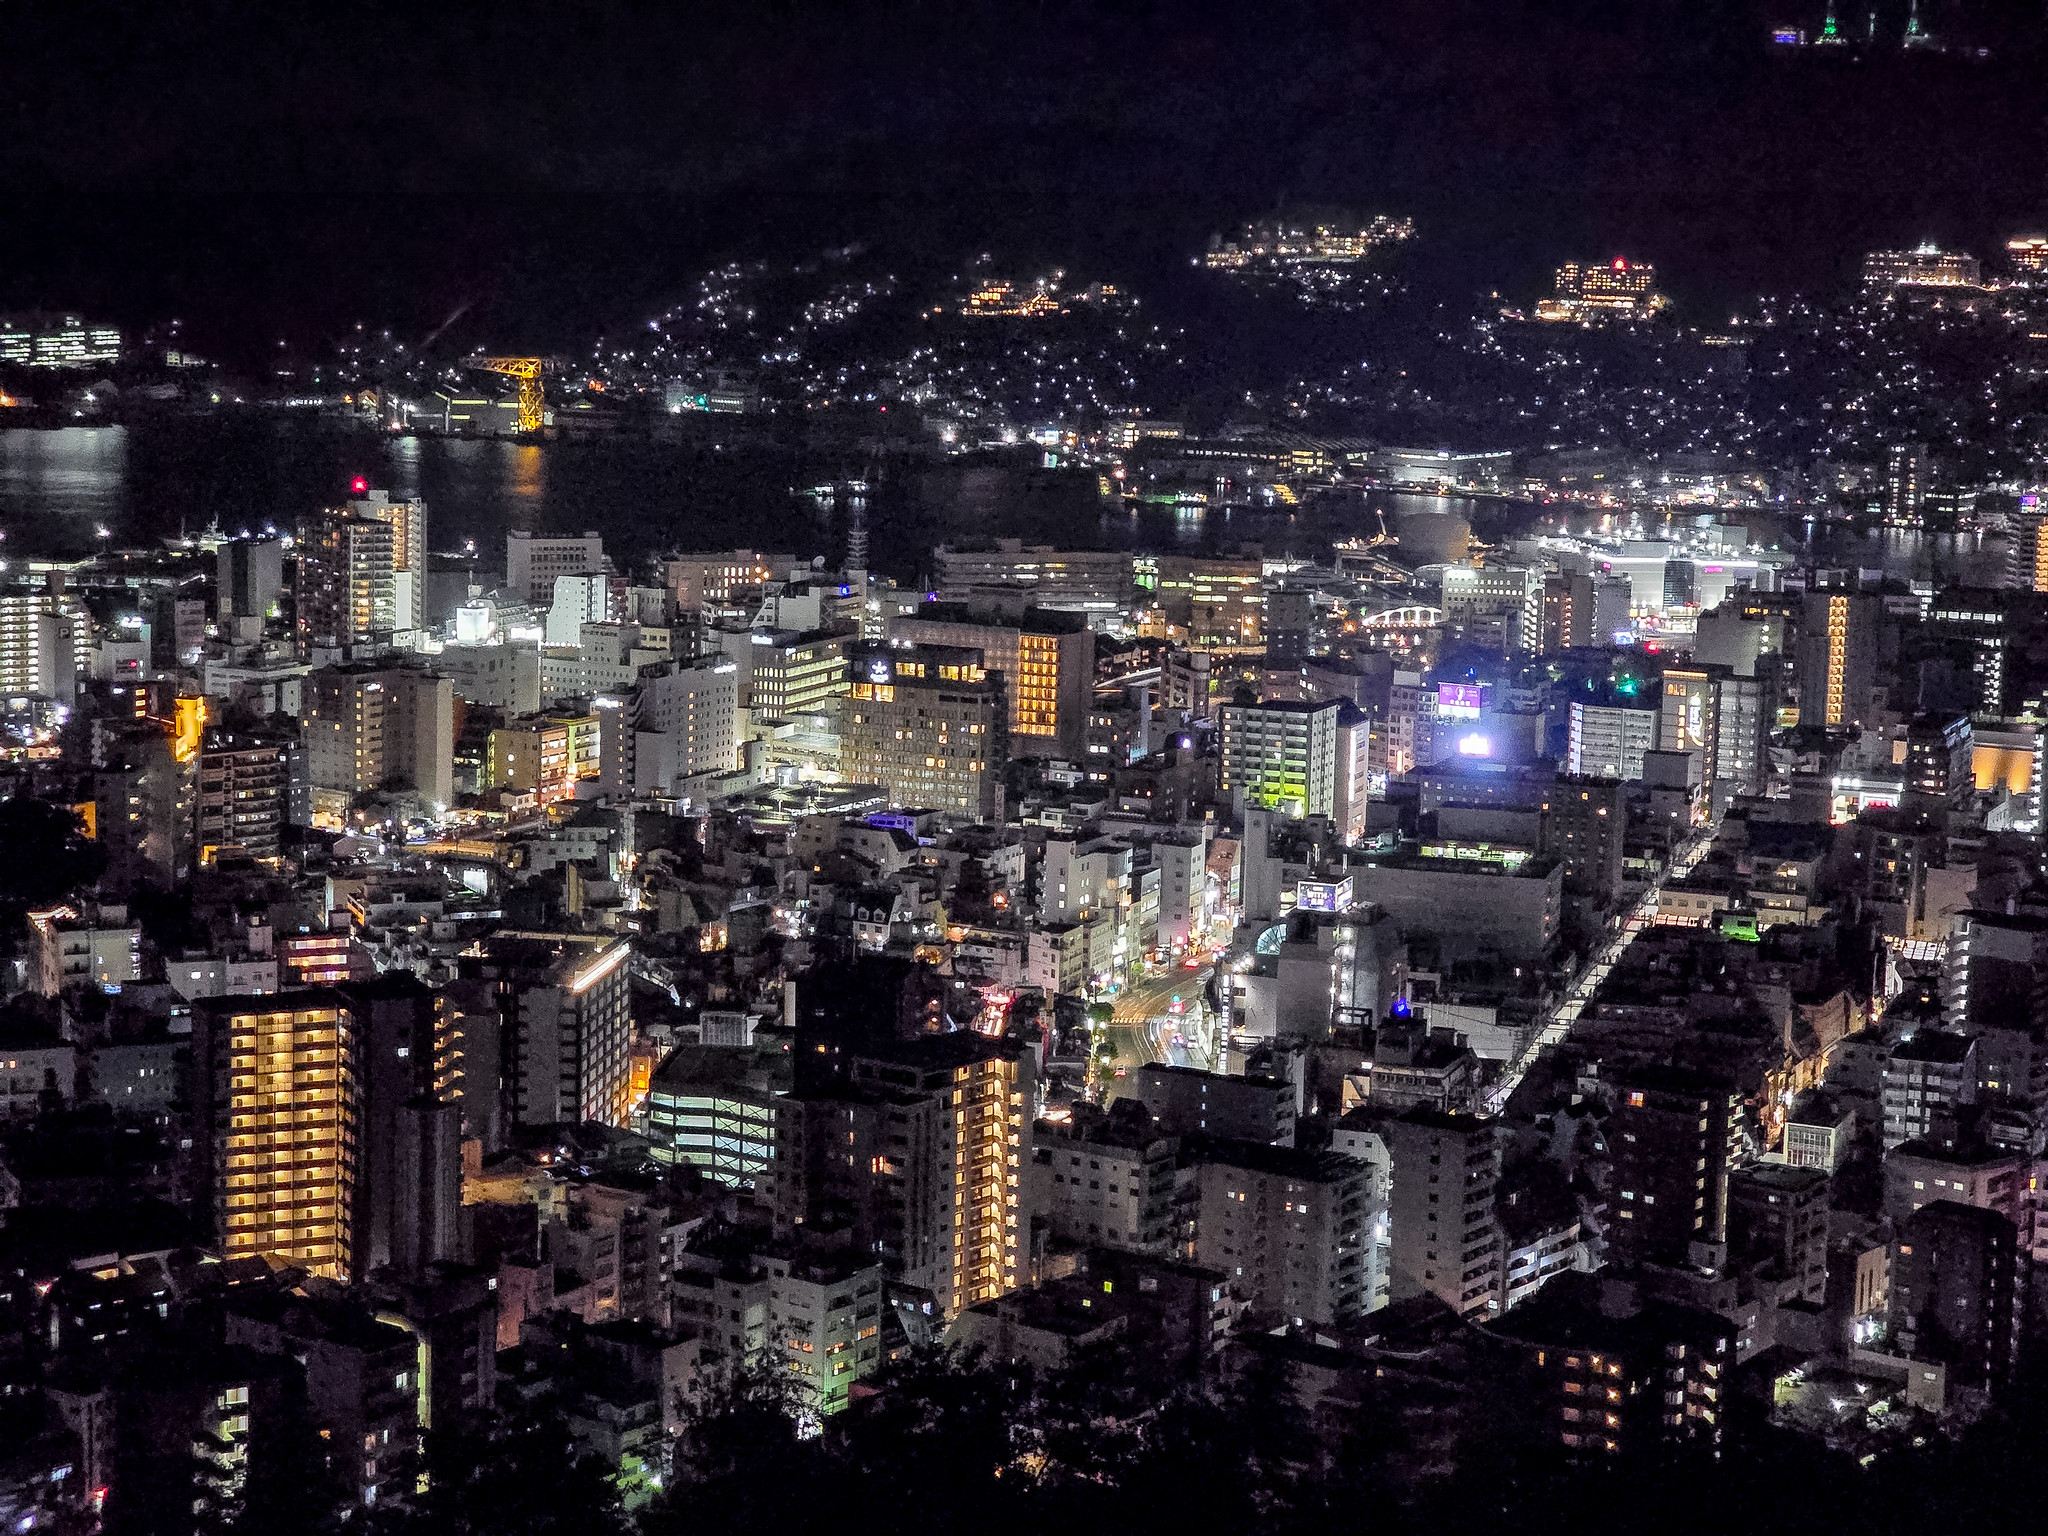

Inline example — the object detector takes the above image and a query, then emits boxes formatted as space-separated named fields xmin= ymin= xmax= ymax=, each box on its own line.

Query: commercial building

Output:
xmin=741 ymin=629 xmax=848 ymax=720
xmin=1862 ymin=245 xmax=1982 ymax=289
xmin=644 ymin=1042 xmax=790 ymax=1188
xmin=1440 ymin=564 xmax=1542 ymax=651
xmin=1538 ymin=259 xmax=1663 ymax=320
xmin=509 ymin=530 xmax=607 ymax=607
xmin=1193 ymin=1140 xmax=1372 ymax=1326
xmin=1348 ymin=845 xmax=1563 ymax=966
xmin=600 ymin=659 xmax=741 ymax=801
xmin=889 ymin=603 xmax=1096 ymax=757
xmin=301 ymin=664 xmax=455 ymax=818
xmin=1147 ymin=555 xmax=1264 ymax=652
xmin=1217 ymin=697 xmax=1340 ymax=818
xmin=0 ymin=311 xmax=121 ymax=366
xmin=218 ymin=538 xmax=286 ymax=624
xmin=486 ymin=710 xmax=602 ymax=805
xmin=434 ymin=642 xmax=542 ymax=715
xmin=933 ymin=543 xmax=1134 ymax=612
xmin=839 ymin=641 xmax=1007 ymax=820
xmin=1384 ymin=1108 xmax=1503 ymax=1319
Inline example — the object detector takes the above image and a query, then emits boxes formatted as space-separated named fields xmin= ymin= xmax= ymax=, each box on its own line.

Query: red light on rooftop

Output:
xmin=349 ymin=475 xmax=369 ymax=495
xmin=1613 ymin=258 xmax=1626 ymax=270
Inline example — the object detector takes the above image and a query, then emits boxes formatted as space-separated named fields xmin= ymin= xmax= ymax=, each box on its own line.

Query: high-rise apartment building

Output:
xmin=196 ymin=732 xmax=285 ymax=864
xmin=347 ymin=489 xmax=426 ymax=629
xmin=190 ymin=991 xmax=357 ymax=1280
xmin=1567 ymin=699 xmax=1657 ymax=781
xmin=509 ymin=530 xmax=606 ymax=607
xmin=1194 ymin=1141 xmax=1372 ymax=1326
xmin=1890 ymin=1201 xmax=2017 ymax=1392
xmin=1606 ymin=1065 xmax=1739 ymax=1270
xmin=889 ymin=603 xmax=1096 ymax=756
xmin=1384 ymin=1108 xmax=1504 ymax=1319
xmin=1659 ymin=665 xmax=1722 ymax=800
xmin=1539 ymin=572 xmax=1595 ymax=652
xmin=95 ymin=722 xmax=197 ymax=888
xmin=1217 ymin=697 xmax=1340 ymax=819
xmin=1796 ymin=590 xmax=1879 ymax=730
xmin=778 ymin=959 xmax=1031 ymax=1320
xmin=0 ymin=587 xmax=82 ymax=701
xmin=461 ymin=932 xmax=634 ymax=1130
xmin=297 ymin=505 xmax=397 ymax=649
xmin=839 ymin=641 xmax=1007 ymax=820
xmin=301 ymin=664 xmax=455 ymax=817
xmin=1884 ymin=443 xmax=1928 ymax=529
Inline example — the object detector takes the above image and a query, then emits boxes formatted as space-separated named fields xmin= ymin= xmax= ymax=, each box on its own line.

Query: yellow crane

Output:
xmin=470 ymin=356 xmax=547 ymax=434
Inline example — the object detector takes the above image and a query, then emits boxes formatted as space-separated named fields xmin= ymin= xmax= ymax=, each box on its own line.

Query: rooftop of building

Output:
xmin=1728 ymin=1163 xmax=1830 ymax=1195
xmin=1887 ymin=1029 xmax=1975 ymax=1065
xmin=1190 ymin=1135 xmax=1365 ymax=1185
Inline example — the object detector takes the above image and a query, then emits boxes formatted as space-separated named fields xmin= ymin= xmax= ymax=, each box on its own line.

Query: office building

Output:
xmin=434 ymin=641 xmax=543 ymax=715
xmin=508 ymin=530 xmax=606 ymax=606
xmin=933 ymin=542 xmax=1134 ymax=611
xmin=600 ymin=659 xmax=741 ymax=800
xmin=661 ymin=548 xmax=789 ymax=617
xmin=645 ymin=1041 xmax=790 ymax=1187
xmin=742 ymin=629 xmax=848 ymax=719
xmin=1884 ymin=443 xmax=1928 ymax=529
xmin=462 ymin=932 xmax=634 ymax=1130
xmin=839 ymin=641 xmax=1007 ymax=820
xmin=0 ymin=311 xmax=122 ymax=367
xmin=301 ymin=664 xmax=455 ymax=817
xmin=1862 ymin=245 xmax=1981 ymax=289
xmin=1567 ymin=699 xmax=1657 ymax=781
xmin=1217 ymin=697 xmax=1340 ymax=818
xmin=1149 ymin=555 xmax=1264 ymax=652
xmin=1606 ymin=1065 xmax=1739 ymax=1270
xmin=1194 ymin=1141 xmax=1372 ymax=1326
xmin=1348 ymin=843 xmax=1563 ymax=966
xmin=1890 ymin=1201 xmax=2016 ymax=1392
xmin=1383 ymin=1108 xmax=1503 ymax=1319
xmin=1265 ymin=587 xmax=1316 ymax=666
xmin=1796 ymin=590 xmax=1879 ymax=730
xmin=217 ymin=538 xmax=286 ymax=624
xmin=190 ymin=990 xmax=357 ymax=1280
xmin=889 ymin=603 xmax=1096 ymax=757
xmin=196 ymin=732 xmax=285 ymax=864
xmin=1440 ymin=565 xmax=1542 ymax=651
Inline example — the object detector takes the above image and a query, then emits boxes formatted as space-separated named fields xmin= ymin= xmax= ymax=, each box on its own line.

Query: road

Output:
xmin=1485 ymin=822 xmax=1719 ymax=1113
xmin=1100 ymin=964 xmax=1213 ymax=1078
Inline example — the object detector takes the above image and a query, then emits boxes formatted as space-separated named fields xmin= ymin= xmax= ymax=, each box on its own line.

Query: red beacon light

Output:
xmin=349 ymin=475 xmax=369 ymax=495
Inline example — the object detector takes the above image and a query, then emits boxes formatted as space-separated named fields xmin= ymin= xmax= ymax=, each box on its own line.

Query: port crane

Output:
xmin=468 ymin=356 xmax=547 ymax=434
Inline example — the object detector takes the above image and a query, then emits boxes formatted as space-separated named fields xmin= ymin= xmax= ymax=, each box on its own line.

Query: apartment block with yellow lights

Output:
xmin=1795 ymin=590 xmax=1878 ymax=731
xmin=887 ymin=602 xmax=1095 ymax=758
xmin=192 ymin=991 xmax=358 ymax=1281
xmin=781 ymin=959 xmax=1033 ymax=1320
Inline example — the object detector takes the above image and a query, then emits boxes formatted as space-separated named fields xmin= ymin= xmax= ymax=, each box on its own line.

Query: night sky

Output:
xmin=4 ymin=0 xmax=2043 ymax=363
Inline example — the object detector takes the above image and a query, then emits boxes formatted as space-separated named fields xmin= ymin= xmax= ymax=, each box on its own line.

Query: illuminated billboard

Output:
xmin=1295 ymin=877 xmax=1354 ymax=913
xmin=1437 ymin=682 xmax=1483 ymax=719
xmin=1456 ymin=732 xmax=1492 ymax=758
